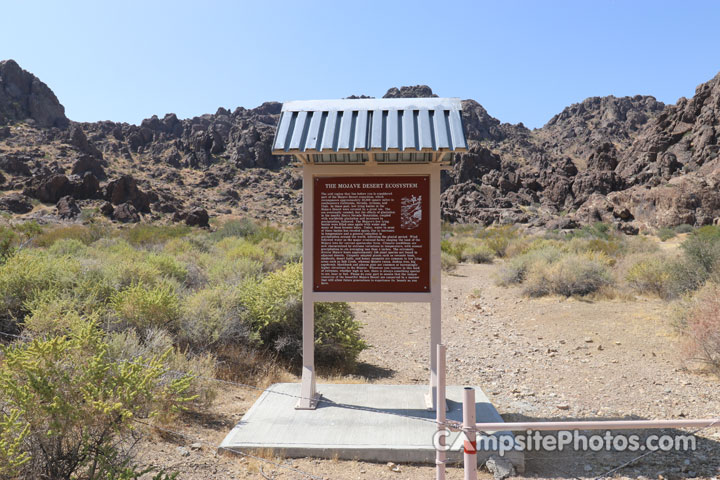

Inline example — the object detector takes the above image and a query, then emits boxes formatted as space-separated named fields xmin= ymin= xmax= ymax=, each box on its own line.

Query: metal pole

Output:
xmin=474 ymin=419 xmax=720 ymax=432
xmin=463 ymin=387 xmax=477 ymax=480
xmin=436 ymin=344 xmax=446 ymax=480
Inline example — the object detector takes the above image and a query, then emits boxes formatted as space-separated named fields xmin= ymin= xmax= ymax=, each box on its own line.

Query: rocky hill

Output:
xmin=1 ymin=59 xmax=719 ymax=231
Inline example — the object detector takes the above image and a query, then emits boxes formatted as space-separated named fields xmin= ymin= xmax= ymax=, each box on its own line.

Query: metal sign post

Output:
xmin=272 ymin=98 xmax=468 ymax=410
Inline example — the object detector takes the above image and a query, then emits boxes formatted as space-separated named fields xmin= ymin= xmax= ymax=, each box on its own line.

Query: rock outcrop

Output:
xmin=0 ymin=60 xmax=68 ymax=128
xmin=1 ymin=60 xmax=720 ymax=230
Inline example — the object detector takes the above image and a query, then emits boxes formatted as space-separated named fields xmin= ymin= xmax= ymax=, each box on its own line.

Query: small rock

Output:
xmin=386 ymin=462 xmax=401 ymax=472
xmin=190 ymin=442 xmax=202 ymax=450
xmin=584 ymin=464 xmax=593 ymax=472
xmin=584 ymin=338 xmax=594 ymax=343
xmin=486 ymin=455 xmax=516 ymax=480
xmin=557 ymin=403 xmax=570 ymax=410
xmin=176 ymin=446 xmax=190 ymax=457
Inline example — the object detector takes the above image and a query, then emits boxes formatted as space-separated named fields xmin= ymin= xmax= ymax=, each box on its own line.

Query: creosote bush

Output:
xmin=523 ymin=252 xmax=612 ymax=297
xmin=242 ymin=263 xmax=366 ymax=368
xmin=0 ymin=318 xmax=192 ymax=479
xmin=677 ymin=283 xmax=720 ymax=373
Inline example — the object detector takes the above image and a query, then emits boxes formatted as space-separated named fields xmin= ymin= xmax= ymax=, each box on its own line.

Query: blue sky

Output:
xmin=2 ymin=0 xmax=719 ymax=128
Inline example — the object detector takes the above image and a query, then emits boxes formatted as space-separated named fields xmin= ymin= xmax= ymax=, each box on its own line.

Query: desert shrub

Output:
xmin=212 ymin=218 xmax=259 ymax=240
xmin=478 ymin=225 xmax=519 ymax=257
xmin=215 ymin=237 xmax=270 ymax=264
xmin=441 ymin=239 xmax=466 ymax=261
xmin=658 ymin=227 xmax=677 ymax=241
xmin=204 ymin=255 xmax=263 ymax=285
xmin=146 ymin=253 xmax=188 ymax=283
xmin=523 ymin=252 xmax=612 ymax=297
xmin=34 ymin=224 xmax=106 ymax=247
xmin=440 ymin=251 xmax=458 ymax=272
xmin=124 ymin=223 xmax=190 ymax=246
xmin=177 ymin=284 xmax=251 ymax=351
xmin=106 ymin=328 xmax=217 ymax=407
xmin=0 ymin=409 xmax=30 ymax=478
xmin=675 ymin=224 xmax=694 ymax=234
xmin=462 ymin=244 xmax=495 ymax=264
xmin=0 ymin=251 xmax=79 ymax=321
xmin=680 ymin=225 xmax=720 ymax=274
xmin=677 ymin=284 xmax=720 ymax=373
xmin=22 ymin=292 xmax=103 ymax=338
xmin=241 ymin=263 xmax=366 ymax=368
xmin=110 ymin=281 xmax=180 ymax=332
xmin=48 ymin=237 xmax=87 ymax=256
xmin=573 ymin=222 xmax=612 ymax=240
xmin=0 ymin=226 xmax=17 ymax=263
xmin=0 ymin=319 xmax=192 ymax=480
xmin=625 ymin=254 xmax=672 ymax=298
xmin=495 ymin=246 xmax=563 ymax=286
xmin=659 ymin=226 xmax=720 ymax=297
xmin=566 ymin=236 xmax=623 ymax=259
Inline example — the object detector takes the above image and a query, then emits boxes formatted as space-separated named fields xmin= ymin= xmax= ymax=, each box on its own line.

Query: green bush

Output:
xmin=242 ymin=263 xmax=366 ymax=368
xmin=124 ymin=223 xmax=190 ymax=246
xmin=495 ymin=246 xmax=563 ymax=286
xmin=680 ymin=225 xmax=720 ymax=274
xmin=677 ymin=284 xmax=720 ymax=373
xmin=34 ymin=224 xmax=106 ymax=247
xmin=0 ymin=319 xmax=192 ymax=479
xmin=0 ymin=226 xmax=18 ymax=263
xmin=0 ymin=251 xmax=79 ymax=321
xmin=110 ymin=281 xmax=180 ymax=331
xmin=462 ymin=244 xmax=495 ymax=264
xmin=478 ymin=225 xmax=519 ymax=257
xmin=178 ymin=284 xmax=251 ymax=351
xmin=47 ymin=237 xmax=88 ymax=256
xmin=523 ymin=252 xmax=612 ymax=297
xmin=106 ymin=328 xmax=217 ymax=407
xmin=657 ymin=227 xmax=677 ymax=241
xmin=440 ymin=251 xmax=458 ymax=272
xmin=211 ymin=218 xmax=260 ymax=240
xmin=625 ymin=254 xmax=673 ymax=298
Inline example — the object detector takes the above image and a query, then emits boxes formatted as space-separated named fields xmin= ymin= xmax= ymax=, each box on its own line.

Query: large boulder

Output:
xmin=23 ymin=173 xmax=72 ymax=203
xmin=56 ymin=195 xmax=80 ymax=219
xmin=0 ymin=192 xmax=33 ymax=213
xmin=0 ymin=59 xmax=69 ymax=128
xmin=184 ymin=208 xmax=209 ymax=228
xmin=112 ymin=203 xmax=140 ymax=223
xmin=104 ymin=175 xmax=150 ymax=212
xmin=0 ymin=153 xmax=32 ymax=176
xmin=71 ymin=154 xmax=106 ymax=179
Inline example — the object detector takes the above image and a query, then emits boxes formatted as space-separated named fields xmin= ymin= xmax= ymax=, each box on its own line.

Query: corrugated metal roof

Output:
xmin=272 ymin=98 xmax=467 ymax=156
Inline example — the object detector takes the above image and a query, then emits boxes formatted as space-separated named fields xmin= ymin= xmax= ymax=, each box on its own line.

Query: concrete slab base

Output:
xmin=220 ymin=383 xmax=524 ymax=471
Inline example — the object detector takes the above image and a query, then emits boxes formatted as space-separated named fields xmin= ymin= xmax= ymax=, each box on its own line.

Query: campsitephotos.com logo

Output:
xmin=432 ymin=430 xmax=697 ymax=456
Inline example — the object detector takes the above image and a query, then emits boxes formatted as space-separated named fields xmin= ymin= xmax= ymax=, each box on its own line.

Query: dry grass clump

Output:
xmin=676 ymin=283 xmax=720 ymax=373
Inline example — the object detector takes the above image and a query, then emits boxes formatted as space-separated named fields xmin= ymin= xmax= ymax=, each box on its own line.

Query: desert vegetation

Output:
xmin=0 ymin=217 xmax=365 ymax=478
xmin=443 ymin=221 xmax=720 ymax=374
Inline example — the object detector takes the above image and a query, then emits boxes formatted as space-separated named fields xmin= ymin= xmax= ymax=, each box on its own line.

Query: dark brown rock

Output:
xmin=105 ymin=175 xmax=150 ymax=212
xmin=100 ymin=201 xmax=114 ymax=217
xmin=112 ymin=202 xmax=139 ymax=223
xmin=56 ymin=195 xmax=80 ymax=219
xmin=24 ymin=173 xmax=71 ymax=203
xmin=0 ymin=192 xmax=33 ymax=213
xmin=0 ymin=59 xmax=69 ymax=128
xmin=71 ymin=154 xmax=106 ymax=179
xmin=185 ymin=208 xmax=209 ymax=228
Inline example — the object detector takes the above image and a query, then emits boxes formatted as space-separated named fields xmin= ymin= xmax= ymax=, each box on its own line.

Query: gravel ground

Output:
xmin=135 ymin=262 xmax=720 ymax=479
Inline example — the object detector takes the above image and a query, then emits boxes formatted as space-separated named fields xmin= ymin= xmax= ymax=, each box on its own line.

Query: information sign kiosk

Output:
xmin=272 ymin=98 xmax=468 ymax=409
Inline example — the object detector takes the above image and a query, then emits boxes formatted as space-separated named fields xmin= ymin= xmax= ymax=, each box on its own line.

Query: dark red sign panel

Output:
xmin=314 ymin=175 xmax=430 ymax=292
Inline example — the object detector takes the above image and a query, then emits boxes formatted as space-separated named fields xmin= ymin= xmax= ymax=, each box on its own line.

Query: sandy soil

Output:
xmin=135 ymin=261 xmax=720 ymax=480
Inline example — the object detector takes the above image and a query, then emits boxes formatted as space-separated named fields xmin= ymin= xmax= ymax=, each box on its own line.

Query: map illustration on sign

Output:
xmin=314 ymin=176 xmax=430 ymax=293
xmin=400 ymin=195 xmax=422 ymax=230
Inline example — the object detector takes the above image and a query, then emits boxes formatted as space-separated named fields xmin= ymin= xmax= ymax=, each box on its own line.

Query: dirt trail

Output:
xmin=138 ymin=262 xmax=720 ymax=479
